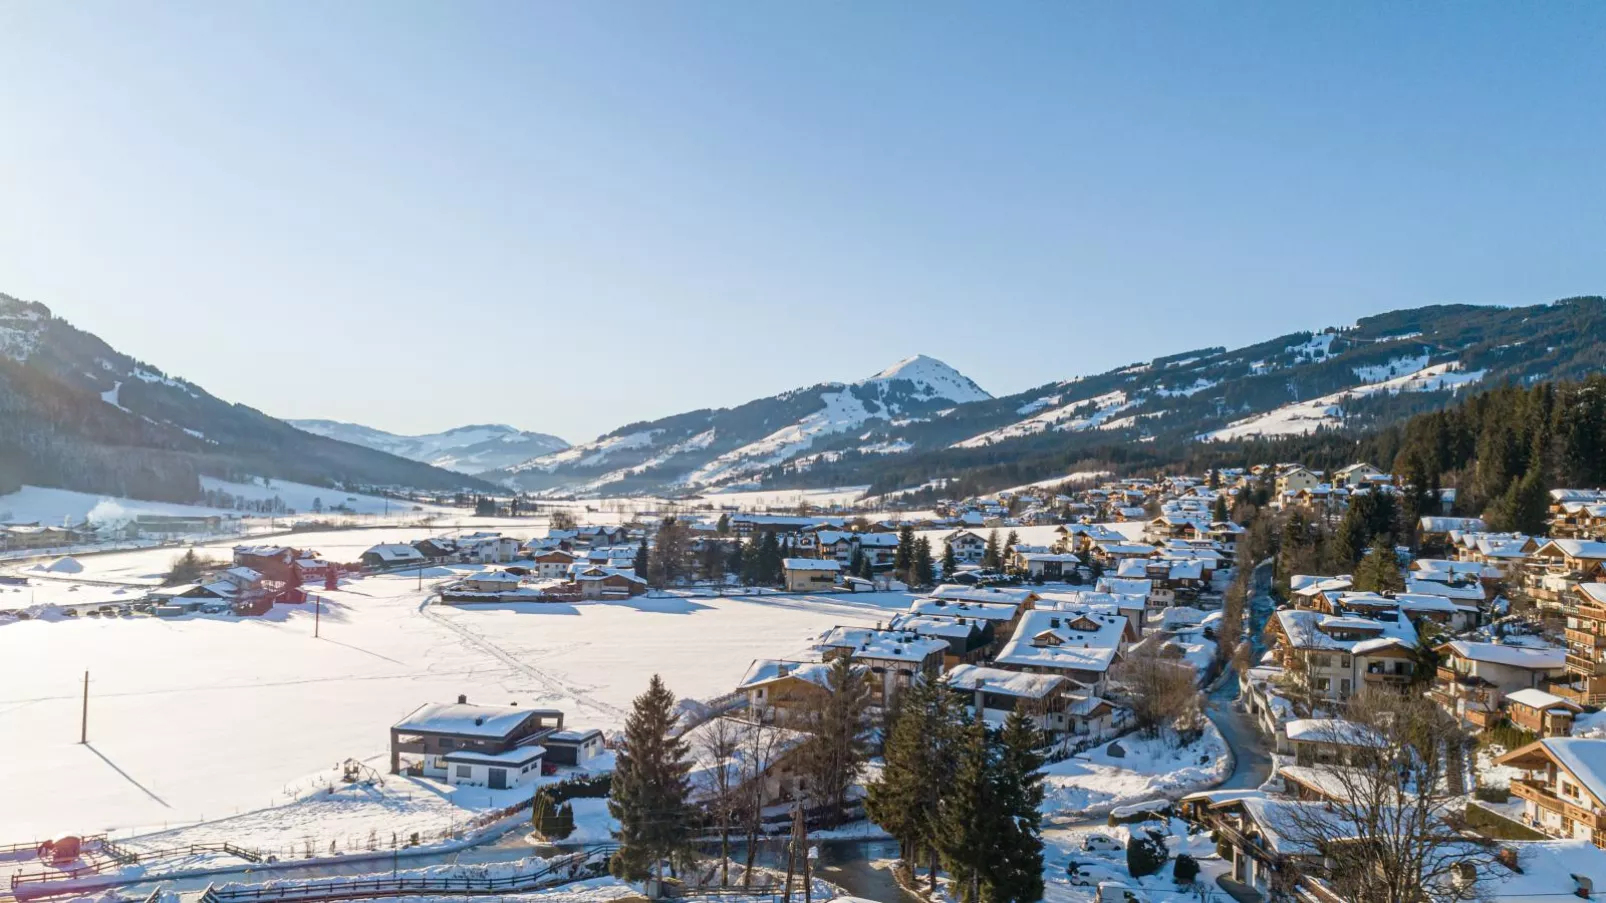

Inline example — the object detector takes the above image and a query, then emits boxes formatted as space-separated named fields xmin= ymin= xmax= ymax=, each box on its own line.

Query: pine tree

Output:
xmin=865 ymin=678 xmax=961 ymax=891
xmin=797 ymin=655 xmax=871 ymax=826
xmin=716 ymin=513 xmax=730 ymax=536
xmin=941 ymin=540 xmax=957 ymax=580
xmin=608 ymin=675 xmax=694 ymax=884
xmin=913 ymin=537 xmax=936 ymax=588
xmin=894 ymin=525 xmax=916 ymax=580
xmin=848 ymin=546 xmax=865 ymax=580
xmin=982 ymin=529 xmax=1002 ymax=570
xmin=634 ymin=539 xmax=651 ymax=582
xmin=1353 ymin=538 xmax=1405 ymax=594
xmin=1003 ymin=529 xmax=1019 ymax=566
xmin=1212 ymin=493 xmax=1229 ymax=523
xmin=993 ymin=710 xmax=1046 ymax=903
xmin=937 ymin=719 xmax=997 ymax=902
xmin=758 ymin=531 xmax=782 ymax=585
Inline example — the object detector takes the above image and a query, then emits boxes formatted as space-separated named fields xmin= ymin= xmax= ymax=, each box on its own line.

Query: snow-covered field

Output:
xmin=0 ymin=480 xmax=453 ymax=528
xmin=0 ymin=556 xmax=913 ymax=840
xmin=1040 ymin=723 xmax=1231 ymax=818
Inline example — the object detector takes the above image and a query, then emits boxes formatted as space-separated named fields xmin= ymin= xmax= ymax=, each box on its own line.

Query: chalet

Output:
xmin=1177 ymin=792 xmax=1337 ymax=899
xmin=887 ymin=613 xmax=994 ymax=666
xmin=528 ymin=548 xmax=576 ymax=580
xmin=574 ymin=567 xmax=646 ymax=599
xmin=1434 ymin=640 xmax=1566 ymax=730
xmin=389 ymin=697 xmax=564 ymax=789
xmin=454 ymin=533 xmax=522 ymax=563
xmin=942 ymin=664 xmax=1108 ymax=739
xmin=1417 ymin=516 xmax=1489 ymax=551
xmin=459 ymin=570 xmax=525 ymax=594
xmin=943 ymin=529 xmax=988 ymax=564
xmin=850 ymin=532 xmax=901 ymax=570
xmin=684 ymin=717 xmax=809 ymax=810
xmin=362 ymin=543 xmax=426 ymax=568
xmin=1506 ymin=688 xmax=1583 ymax=738
xmin=1552 ymin=490 xmax=1606 ymax=539
xmin=1495 ymin=737 xmax=1606 ymax=847
xmin=1332 ymin=462 xmax=1388 ymax=488
xmin=782 ymin=558 xmax=840 ymax=592
xmin=992 ymin=608 xmax=1126 ymax=695
xmin=1265 ymin=610 xmax=1419 ymax=703
xmin=814 ymin=626 xmax=945 ymax=705
xmin=737 ymin=658 xmax=853 ymax=727
xmin=1016 ymin=552 xmax=1082 ymax=580
xmin=1557 ymin=583 xmax=1606 ymax=706
xmin=929 ymin=583 xmax=1039 ymax=608
xmin=1274 ymin=466 xmax=1321 ymax=496
xmin=1281 ymin=718 xmax=1383 ymax=764
xmin=907 ymin=597 xmax=1023 ymax=645
xmin=1532 ymin=539 xmax=1606 ymax=585
xmin=574 ymin=525 xmax=630 ymax=546
xmin=413 ymin=538 xmax=458 ymax=560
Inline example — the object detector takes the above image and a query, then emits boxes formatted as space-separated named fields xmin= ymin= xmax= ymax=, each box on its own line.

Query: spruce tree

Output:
xmin=634 ymin=539 xmax=651 ymax=582
xmin=993 ymin=710 xmax=1046 ymax=902
xmin=797 ymin=655 xmax=871 ymax=826
xmin=608 ymin=675 xmax=694 ymax=884
xmin=941 ymin=541 xmax=957 ymax=580
xmin=982 ymin=529 xmax=1002 ymax=570
xmin=1212 ymin=493 xmax=1229 ymax=523
xmin=938 ymin=718 xmax=998 ymax=902
xmin=848 ymin=546 xmax=865 ymax=580
xmin=716 ymin=513 xmax=730 ymax=536
xmin=865 ymin=678 xmax=961 ymax=891
xmin=759 ymin=531 xmax=782 ymax=585
xmin=913 ymin=537 xmax=936 ymax=588
xmin=894 ymin=525 xmax=916 ymax=580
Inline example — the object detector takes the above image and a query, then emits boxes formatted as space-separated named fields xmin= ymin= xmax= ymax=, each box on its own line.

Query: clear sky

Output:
xmin=2 ymin=3 xmax=1602 ymax=443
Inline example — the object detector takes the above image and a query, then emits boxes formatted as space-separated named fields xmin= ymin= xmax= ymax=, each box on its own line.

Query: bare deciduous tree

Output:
xmin=738 ymin=720 xmax=782 ymax=890
xmin=696 ymin=716 xmax=741 ymax=887
xmin=1277 ymin=690 xmax=1496 ymax=903
xmin=1109 ymin=636 xmax=1201 ymax=740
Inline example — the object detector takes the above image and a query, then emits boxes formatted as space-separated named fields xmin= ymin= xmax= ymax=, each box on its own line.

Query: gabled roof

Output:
xmin=1499 ymin=738 xmax=1606 ymax=806
xmin=392 ymin=702 xmax=552 ymax=738
xmin=943 ymin=664 xmax=1066 ymax=699
xmin=782 ymin=558 xmax=840 ymax=572
xmin=1438 ymin=640 xmax=1564 ymax=670
xmin=1505 ymin=688 xmax=1582 ymax=714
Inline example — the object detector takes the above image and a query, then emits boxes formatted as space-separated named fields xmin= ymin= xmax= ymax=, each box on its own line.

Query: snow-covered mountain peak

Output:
xmin=862 ymin=354 xmax=990 ymax=403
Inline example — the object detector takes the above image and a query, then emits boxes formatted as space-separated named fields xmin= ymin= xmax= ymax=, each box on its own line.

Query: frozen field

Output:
xmin=0 ymin=563 xmax=913 ymax=840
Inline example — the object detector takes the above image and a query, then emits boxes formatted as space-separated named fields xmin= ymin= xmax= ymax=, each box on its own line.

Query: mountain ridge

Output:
xmin=494 ymin=296 xmax=1606 ymax=498
xmin=288 ymin=420 xmax=569 ymax=475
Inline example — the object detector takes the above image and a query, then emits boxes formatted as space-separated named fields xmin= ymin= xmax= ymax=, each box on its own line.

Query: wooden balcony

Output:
xmin=1567 ymin=628 xmax=1606 ymax=648
xmin=1465 ymin=707 xmax=1497 ymax=729
xmin=1567 ymin=652 xmax=1606 ymax=676
xmin=1512 ymin=778 xmax=1565 ymax=814
xmin=1364 ymin=670 xmax=1412 ymax=685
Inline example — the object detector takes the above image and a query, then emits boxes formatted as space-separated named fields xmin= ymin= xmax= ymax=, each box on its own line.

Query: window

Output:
xmin=455 ymin=765 xmax=472 ymax=779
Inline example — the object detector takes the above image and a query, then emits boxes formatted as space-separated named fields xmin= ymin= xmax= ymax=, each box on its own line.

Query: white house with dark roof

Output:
xmin=992 ymin=608 xmax=1126 ymax=694
xmin=389 ymin=698 xmax=564 ymax=787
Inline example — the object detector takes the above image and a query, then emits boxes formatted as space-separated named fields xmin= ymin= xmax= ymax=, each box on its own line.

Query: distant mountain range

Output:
xmin=0 ymin=293 xmax=491 ymax=502
xmin=288 ymin=421 xmax=569 ymax=475
xmin=490 ymin=297 xmax=1606 ymax=498
xmin=494 ymin=354 xmax=992 ymax=496
xmin=6 ymin=288 xmax=1602 ymax=507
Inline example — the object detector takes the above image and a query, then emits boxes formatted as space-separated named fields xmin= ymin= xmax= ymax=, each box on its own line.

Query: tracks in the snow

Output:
xmin=416 ymin=597 xmax=627 ymax=722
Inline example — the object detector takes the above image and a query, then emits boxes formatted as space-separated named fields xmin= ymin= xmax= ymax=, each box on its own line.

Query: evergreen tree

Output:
xmin=938 ymin=719 xmax=997 ymax=902
xmin=797 ymin=655 xmax=872 ymax=826
xmin=758 ymin=531 xmax=782 ymax=585
xmin=608 ymin=675 xmax=694 ymax=883
xmin=993 ymin=711 xmax=1047 ymax=903
xmin=865 ymin=678 xmax=961 ymax=891
xmin=913 ymin=537 xmax=936 ymax=587
xmin=1212 ymin=493 xmax=1229 ymax=523
xmin=848 ymin=546 xmax=865 ymax=580
xmin=982 ymin=529 xmax=1002 ymax=570
xmin=940 ymin=540 xmax=957 ymax=580
xmin=1003 ymin=529 xmax=1019 ymax=565
xmin=894 ymin=525 xmax=916 ymax=580
xmin=634 ymin=539 xmax=651 ymax=581
xmin=716 ymin=513 xmax=730 ymax=536
xmin=1353 ymin=538 xmax=1405 ymax=594
xmin=1488 ymin=466 xmax=1549 ymax=534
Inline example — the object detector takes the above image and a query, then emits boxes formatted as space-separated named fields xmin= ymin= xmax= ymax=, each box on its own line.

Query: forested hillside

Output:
xmin=0 ymin=295 xmax=491 ymax=502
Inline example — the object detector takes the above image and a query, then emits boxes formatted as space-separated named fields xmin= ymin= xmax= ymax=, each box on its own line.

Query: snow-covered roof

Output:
xmin=1035 ymin=590 xmax=1146 ymax=612
xmin=392 ymin=702 xmax=552 ymax=738
xmin=1272 ymin=609 xmax=1417 ymax=652
xmin=1350 ymin=637 xmax=1415 ymax=656
xmin=943 ymin=664 xmax=1066 ymax=699
xmin=1440 ymin=640 xmax=1564 ymax=670
xmin=889 ymin=613 xmax=984 ymax=640
xmin=1580 ymin=583 xmax=1606 ymax=606
xmin=1403 ymin=577 xmax=1483 ymax=601
xmin=782 ymin=558 xmax=840 ymax=572
xmin=442 ymin=745 xmax=546 ymax=766
xmin=1284 ymin=718 xmax=1385 ymax=747
xmin=366 ymin=543 xmax=425 ymax=562
xmin=1536 ymin=539 xmax=1606 ymax=560
xmin=1505 ymin=688 xmax=1581 ymax=713
xmin=907 ymin=597 xmax=1018 ymax=622
xmin=993 ymin=608 xmax=1125 ymax=676
xmin=1540 ymin=738 xmax=1606 ymax=805
xmin=1418 ymin=516 xmax=1487 ymax=533
xmin=815 ymin=626 xmax=947 ymax=664
xmin=929 ymin=584 xmax=1035 ymax=606
xmin=1483 ymin=840 xmax=1606 ymax=903
xmin=738 ymin=659 xmax=838 ymax=691
xmin=1096 ymin=577 xmax=1152 ymax=596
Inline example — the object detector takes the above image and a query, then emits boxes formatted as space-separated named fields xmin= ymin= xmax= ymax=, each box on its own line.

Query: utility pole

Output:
xmin=782 ymin=801 xmax=802 ymax=903
xmin=80 ymin=671 xmax=89 ymax=744
xmin=314 ymin=595 xmax=321 ymax=638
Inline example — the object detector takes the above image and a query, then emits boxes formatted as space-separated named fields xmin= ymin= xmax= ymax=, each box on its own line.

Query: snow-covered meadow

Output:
xmin=0 ymin=552 xmax=914 ymax=841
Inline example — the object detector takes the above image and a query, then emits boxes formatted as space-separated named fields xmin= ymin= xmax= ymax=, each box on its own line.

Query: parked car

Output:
xmin=1067 ymin=862 xmax=1125 ymax=887
xmin=1095 ymin=883 xmax=1151 ymax=903
xmin=1081 ymin=833 xmax=1124 ymax=854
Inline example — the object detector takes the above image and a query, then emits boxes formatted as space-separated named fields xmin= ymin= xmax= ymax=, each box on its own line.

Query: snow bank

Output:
xmin=1040 ymin=722 xmax=1231 ymax=818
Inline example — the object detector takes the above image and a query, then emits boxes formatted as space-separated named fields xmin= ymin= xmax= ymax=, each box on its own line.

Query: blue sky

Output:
xmin=2 ymin=3 xmax=1602 ymax=443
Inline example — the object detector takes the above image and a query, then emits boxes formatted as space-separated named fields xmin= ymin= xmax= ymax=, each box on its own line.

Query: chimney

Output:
xmin=1575 ymin=875 xmax=1595 ymax=898
xmin=457 ymin=694 xmax=468 ymax=705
